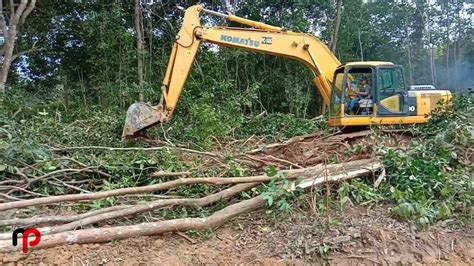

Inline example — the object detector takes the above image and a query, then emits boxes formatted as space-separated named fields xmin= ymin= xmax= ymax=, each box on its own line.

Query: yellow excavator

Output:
xmin=122 ymin=5 xmax=451 ymax=138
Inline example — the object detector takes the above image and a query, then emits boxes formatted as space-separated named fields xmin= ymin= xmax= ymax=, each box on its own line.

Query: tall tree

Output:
xmin=329 ymin=0 xmax=343 ymax=53
xmin=134 ymin=0 xmax=144 ymax=101
xmin=444 ymin=1 xmax=451 ymax=88
xmin=0 ymin=0 xmax=36 ymax=99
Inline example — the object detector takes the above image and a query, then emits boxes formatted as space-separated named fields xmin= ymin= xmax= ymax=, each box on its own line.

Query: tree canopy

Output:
xmin=2 ymin=0 xmax=473 ymax=114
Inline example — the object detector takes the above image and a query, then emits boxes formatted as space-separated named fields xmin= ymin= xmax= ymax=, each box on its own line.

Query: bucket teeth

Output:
xmin=122 ymin=103 xmax=164 ymax=139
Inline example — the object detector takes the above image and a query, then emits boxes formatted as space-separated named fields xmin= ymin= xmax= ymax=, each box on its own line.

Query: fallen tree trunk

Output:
xmin=0 ymin=161 xmax=382 ymax=252
xmin=0 ymin=159 xmax=375 ymax=212
xmin=0 ymin=183 xmax=259 ymax=239
xmin=0 ymin=194 xmax=266 ymax=252
xmin=296 ymin=161 xmax=381 ymax=189
xmin=0 ymin=205 xmax=131 ymax=227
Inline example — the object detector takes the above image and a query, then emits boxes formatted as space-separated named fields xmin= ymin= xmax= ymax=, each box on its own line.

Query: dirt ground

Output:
xmin=1 ymin=204 xmax=472 ymax=265
xmin=1 ymin=131 xmax=471 ymax=265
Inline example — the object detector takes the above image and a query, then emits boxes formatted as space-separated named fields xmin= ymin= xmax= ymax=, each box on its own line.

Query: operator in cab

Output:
xmin=345 ymin=76 xmax=371 ymax=115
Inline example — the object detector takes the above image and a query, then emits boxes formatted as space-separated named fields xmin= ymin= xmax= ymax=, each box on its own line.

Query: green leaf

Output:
xmin=266 ymin=165 xmax=278 ymax=177
xmin=262 ymin=193 xmax=274 ymax=206
xmin=278 ymin=200 xmax=290 ymax=211
xmin=450 ymin=151 xmax=457 ymax=159
xmin=418 ymin=217 xmax=429 ymax=225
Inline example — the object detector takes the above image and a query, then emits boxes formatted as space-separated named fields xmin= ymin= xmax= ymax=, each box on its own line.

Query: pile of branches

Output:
xmin=0 ymin=131 xmax=373 ymax=201
xmin=0 ymin=132 xmax=382 ymax=252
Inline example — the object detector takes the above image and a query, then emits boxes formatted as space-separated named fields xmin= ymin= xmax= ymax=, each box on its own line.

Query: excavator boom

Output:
xmin=123 ymin=5 xmax=451 ymax=141
xmin=123 ymin=5 xmax=341 ymax=138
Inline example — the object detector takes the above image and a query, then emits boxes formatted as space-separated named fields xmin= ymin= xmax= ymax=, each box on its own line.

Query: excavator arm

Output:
xmin=123 ymin=5 xmax=341 ymax=138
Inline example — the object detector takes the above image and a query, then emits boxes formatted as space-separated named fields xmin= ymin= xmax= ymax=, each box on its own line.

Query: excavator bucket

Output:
xmin=122 ymin=103 xmax=165 ymax=139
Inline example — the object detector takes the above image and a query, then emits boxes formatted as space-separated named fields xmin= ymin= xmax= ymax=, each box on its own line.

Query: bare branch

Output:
xmin=48 ymin=145 xmax=219 ymax=157
xmin=0 ymin=162 xmax=382 ymax=252
xmin=149 ymin=171 xmax=191 ymax=177
xmin=30 ymin=166 xmax=100 ymax=182
xmin=9 ymin=0 xmax=14 ymax=24
xmin=18 ymin=183 xmax=259 ymax=238
xmin=18 ymin=0 xmax=36 ymax=28
xmin=0 ymin=159 xmax=379 ymax=212
xmin=0 ymin=1 xmax=9 ymax=36
xmin=10 ymin=0 xmax=27 ymax=26
xmin=0 ymin=196 xmax=265 ymax=252
xmin=0 ymin=185 xmax=45 ymax=197
xmin=10 ymin=46 xmax=45 ymax=62
xmin=0 ymin=205 xmax=131 ymax=226
xmin=49 ymin=178 xmax=92 ymax=194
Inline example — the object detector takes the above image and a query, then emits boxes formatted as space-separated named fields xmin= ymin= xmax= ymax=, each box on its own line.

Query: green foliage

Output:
xmin=2 ymin=0 xmax=473 ymax=230
xmin=331 ymin=95 xmax=472 ymax=227
xmin=378 ymin=95 xmax=473 ymax=226
xmin=0 ymin=101 xmax=195 ymax=197
xmin=227 ymin=160 xmax=250 ymax=177
xmin=240 ymin=113 xmax=327 ymax=139
xmin=184 ymin=229 xmax=216 ymax=239
xmin=173 ymin=103 xmax=234 ymax=148
xmin=337 ymin=178 xmax=382 ymax=209
xmin=261 ymin=167 xmax=304 ymax=213
xmin=317 ymin=243 xmax=331 ymax=261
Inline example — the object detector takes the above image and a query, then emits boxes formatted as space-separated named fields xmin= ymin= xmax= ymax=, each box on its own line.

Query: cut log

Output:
xmin=0 ymin=159 xmax=376 ymax=212
xmin=296 ymin=161 xmax=382 ymax=189
xmin=0 ymin=194 xmax=266 ymax=252
xmin=0 ymin=205 xmax=130 ymax=226
xmin=0 ymin=160 xmax=382 ymax=252
xmin=0 ymin=183 xmax=259 ymax=239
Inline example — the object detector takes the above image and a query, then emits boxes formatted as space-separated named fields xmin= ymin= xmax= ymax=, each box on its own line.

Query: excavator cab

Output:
xmin=329 ymin=62 xmax=407 ymax=122
xmin=328 ymin=61 xmax=447 ymax=127
xmin=330 ymin=65 xmax=376 ymax=116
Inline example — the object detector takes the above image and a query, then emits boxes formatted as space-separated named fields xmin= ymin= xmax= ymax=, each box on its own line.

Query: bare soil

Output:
xmin=1 ymin=131 xmax=471 ymax=265
xmin=1 ymin=204 xmax=472 ymax=265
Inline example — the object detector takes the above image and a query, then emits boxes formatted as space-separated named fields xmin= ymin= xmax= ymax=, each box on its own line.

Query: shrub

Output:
xmin=379 ymin=95 xmax=473 ymax=226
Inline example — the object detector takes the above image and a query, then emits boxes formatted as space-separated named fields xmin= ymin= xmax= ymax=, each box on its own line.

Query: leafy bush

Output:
xmin=335 ymin=95 xmax=473 ymax=226
xmin=379 ymin=95 xmax=473 ymax=226
xmin=261 ymin=165 xmax=304 ymax=213
xmin=239 ymin=113 xmax=327 ymax=139
xmin=171 ymin=103 xmax=235 ymax=148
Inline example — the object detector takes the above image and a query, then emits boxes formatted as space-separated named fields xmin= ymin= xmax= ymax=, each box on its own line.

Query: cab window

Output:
xmin=330 ymin=71 xmax=345 ymax=116
xmin=378 ymin=68 xmax=405 ymax=94
xmin=377 ymin=67 xmax=407 ymax=114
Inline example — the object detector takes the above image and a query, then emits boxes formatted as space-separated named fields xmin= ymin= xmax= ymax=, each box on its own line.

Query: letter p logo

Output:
xmin=12 ymin=227 xmax=41 ymax=253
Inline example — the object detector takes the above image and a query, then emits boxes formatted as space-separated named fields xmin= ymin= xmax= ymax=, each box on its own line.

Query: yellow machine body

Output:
xmin=122 ymin=5 xmax=452 ymax=138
